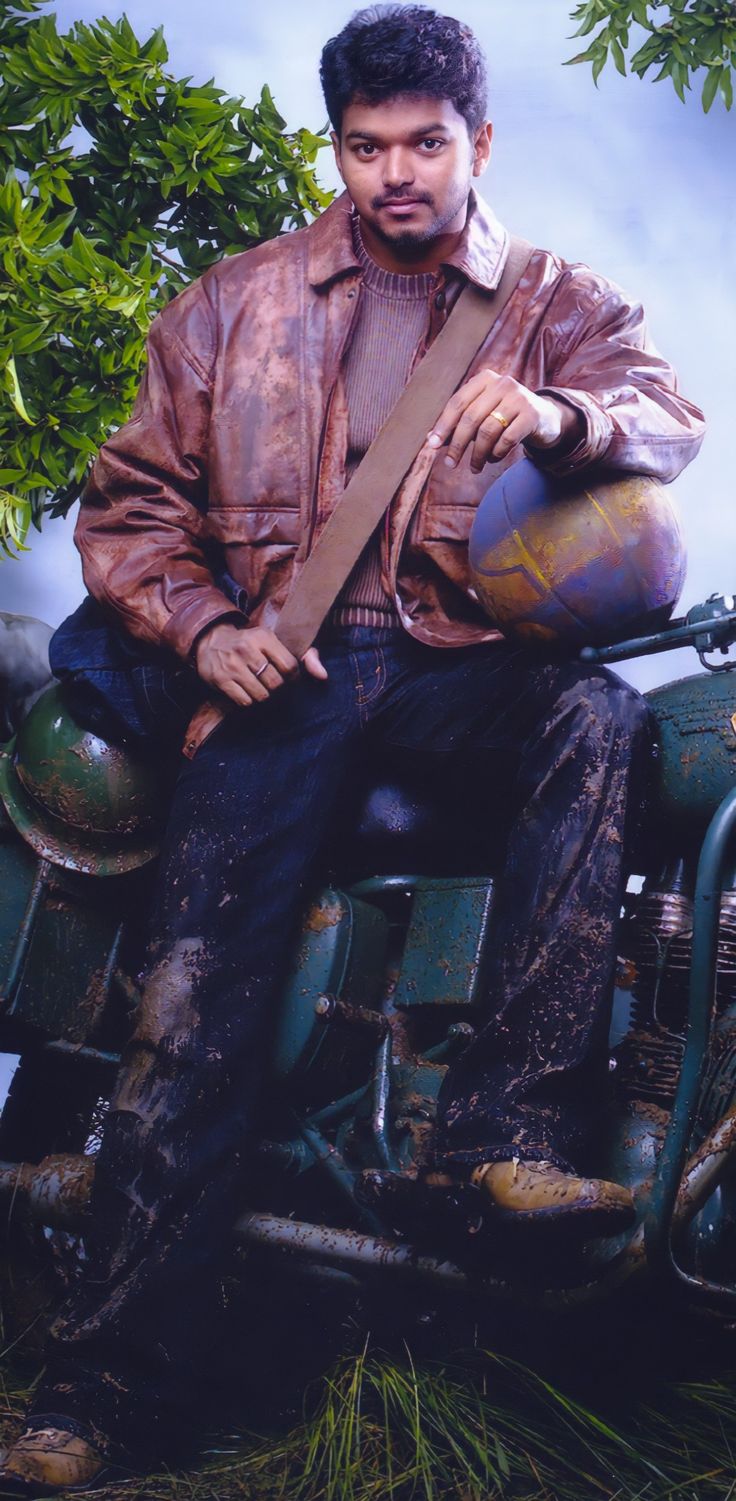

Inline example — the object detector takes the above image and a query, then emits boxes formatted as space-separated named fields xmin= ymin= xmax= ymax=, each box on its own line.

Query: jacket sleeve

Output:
xmin=527 ymin=275 xmax=706 ymax=481
xmin=75 ymin=279 xmax=239 ymax=662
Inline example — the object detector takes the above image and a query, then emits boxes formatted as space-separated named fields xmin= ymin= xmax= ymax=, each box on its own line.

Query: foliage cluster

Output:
xmin=0 ymin=0 xmax=331 ymax=556
xmin=567 ymin=0 xmax=736 ymax=108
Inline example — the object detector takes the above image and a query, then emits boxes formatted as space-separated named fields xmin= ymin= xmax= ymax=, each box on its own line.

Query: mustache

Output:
xmin=371 ymin=191 xmax=433 ymax=209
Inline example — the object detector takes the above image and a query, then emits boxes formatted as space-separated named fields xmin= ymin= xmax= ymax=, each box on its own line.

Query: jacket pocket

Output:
xmin=206 ymin=506 xmax=301 ymax=547
xmin=419 ymin=502 xmax=477 ymax=543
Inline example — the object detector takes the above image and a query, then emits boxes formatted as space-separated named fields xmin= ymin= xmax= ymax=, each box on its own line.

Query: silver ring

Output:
xmin=254 ymin=661 xmax=269 ymax=679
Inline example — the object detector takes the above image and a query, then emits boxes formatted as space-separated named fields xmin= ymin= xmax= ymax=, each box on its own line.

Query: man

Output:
xmin=0 ymin=4 xmax=704 ymax=1493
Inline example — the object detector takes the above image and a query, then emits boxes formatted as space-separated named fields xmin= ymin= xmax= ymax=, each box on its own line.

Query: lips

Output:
xmin=381 ymin=199 xmax=424 ymax=215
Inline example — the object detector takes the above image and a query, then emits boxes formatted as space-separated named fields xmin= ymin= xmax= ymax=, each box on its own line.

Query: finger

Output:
xmin=234 ymin=636 xmax=292 ymax=685
xmin=443 ymin=393 xmax=500 ymax=469
xmin=223 ymin=680 xmax=254 ymax=708
xmin=228 ymin=664 xmax=271 ymax=703
xmin=471 ymin=411 xmax=528 ymax=471
xmin=248 ymin=660 xmax=284 ymax=694
xmin=302 ymin=647 xmax=329 ymax=680
xmin=265 ymin=638 xmax=300 ymax=678
xmin=426 ymin=372 xmax=495 ymax=450
xmin=492 ymin=411 xmax=530 ymax=461
xmin=231 ymin=641 xmax=285 ymax=695
xmin=468 ymin=407 xmax=517 ymax=471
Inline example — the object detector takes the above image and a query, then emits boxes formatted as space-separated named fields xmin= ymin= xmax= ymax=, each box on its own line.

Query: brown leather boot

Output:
xmin=471 ymin=1159 xmax=636 ymax=1238
xmin=0 ymin=1425 xmax=106 ymax=1496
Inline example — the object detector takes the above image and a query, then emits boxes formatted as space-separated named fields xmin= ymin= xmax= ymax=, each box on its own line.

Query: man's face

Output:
xmin=332 ymin=94 xmax=492 ymax=258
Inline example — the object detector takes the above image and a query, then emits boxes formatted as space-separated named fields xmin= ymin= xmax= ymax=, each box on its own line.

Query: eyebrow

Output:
xmin=345 ymin=123 xmax=449 ymax=141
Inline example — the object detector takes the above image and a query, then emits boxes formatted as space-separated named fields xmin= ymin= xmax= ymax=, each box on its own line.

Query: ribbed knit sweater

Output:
xmin=332 ymin=217 xmax=435 ymax=628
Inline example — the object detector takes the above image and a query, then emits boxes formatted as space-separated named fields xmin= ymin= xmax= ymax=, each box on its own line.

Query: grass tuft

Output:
xmin=3 ymin=1339 xmax=736 ymax=1499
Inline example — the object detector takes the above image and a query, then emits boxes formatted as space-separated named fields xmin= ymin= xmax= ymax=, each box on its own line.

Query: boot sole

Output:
xmin=487 ymin=1200 xmax=637 ymax=1241
xmin=0 ymin=1471 xmax=114 ymax=1497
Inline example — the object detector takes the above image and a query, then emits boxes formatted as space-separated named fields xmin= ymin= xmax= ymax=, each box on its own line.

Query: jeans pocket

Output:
xmin=131 ymin=665 xmax=202 ymax=745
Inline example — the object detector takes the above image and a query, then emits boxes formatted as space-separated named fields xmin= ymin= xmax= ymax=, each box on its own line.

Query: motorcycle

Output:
xmin=3 ymin=594 xmax=736 ymax=1326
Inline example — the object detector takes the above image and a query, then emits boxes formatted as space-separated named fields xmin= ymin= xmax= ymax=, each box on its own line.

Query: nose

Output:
xmin=382 ymin=146 xmax=415 ymax=191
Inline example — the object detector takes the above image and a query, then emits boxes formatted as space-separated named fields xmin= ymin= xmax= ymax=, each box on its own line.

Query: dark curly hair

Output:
xmin=320 ymin=6 xmax=488 ymax=140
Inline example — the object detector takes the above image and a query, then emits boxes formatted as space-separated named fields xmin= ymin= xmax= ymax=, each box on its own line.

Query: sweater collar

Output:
xmin=307 ymin=187 xmax=510 ymax=293
xmin=352 ymin=213 xmax=436 ymax=299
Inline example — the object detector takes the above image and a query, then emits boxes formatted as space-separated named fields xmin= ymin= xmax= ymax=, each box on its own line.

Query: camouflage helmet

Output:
xmin=0 ymin=684 xmax=164 ymax=875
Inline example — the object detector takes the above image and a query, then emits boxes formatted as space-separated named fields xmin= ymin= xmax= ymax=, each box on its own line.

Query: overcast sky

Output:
xmin=1 ymin=0 xmax=735 ymax=692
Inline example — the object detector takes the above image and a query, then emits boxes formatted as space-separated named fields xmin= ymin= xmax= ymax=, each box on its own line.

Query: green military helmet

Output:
xmin=0 ymin=683 xmax=165 ymax=875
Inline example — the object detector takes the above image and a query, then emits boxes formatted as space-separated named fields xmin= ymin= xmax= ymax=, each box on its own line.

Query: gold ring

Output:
xmin=490 ymin=409 xmax=509 ymax=430
xmin=254 ymin=661 xmax=269 ymax=679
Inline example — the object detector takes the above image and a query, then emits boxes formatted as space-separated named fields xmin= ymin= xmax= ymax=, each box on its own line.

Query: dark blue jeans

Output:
xmin=34 ymin=626 xmax=651 ymax=1459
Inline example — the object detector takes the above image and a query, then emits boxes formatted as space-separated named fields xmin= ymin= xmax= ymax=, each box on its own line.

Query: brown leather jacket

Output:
xmin=76 ymin=189 xmax=705 ymax=672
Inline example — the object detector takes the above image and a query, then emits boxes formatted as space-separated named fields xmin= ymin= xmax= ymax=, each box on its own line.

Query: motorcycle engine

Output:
xmin=608 ymin=862 xmax=736 ymax=1271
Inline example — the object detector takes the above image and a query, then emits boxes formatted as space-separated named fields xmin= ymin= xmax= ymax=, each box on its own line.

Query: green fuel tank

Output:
xmin=646 ymin=671 xmax=736 ymax=831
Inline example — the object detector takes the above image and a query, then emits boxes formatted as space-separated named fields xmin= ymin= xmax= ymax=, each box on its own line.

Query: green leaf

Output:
xmin=592 ymin=47 xmax=608 ymax=83
xmin=565 ymin=42 xmax=600 ymax=65
xmin=3 ymin=356 xmax=34 ymax=423
xmin=702 ymin=66 xmax=720 ymax=111
xmin=611 ymin=36 xmax=627 ymax=73
xmin=0 ymin=489 xmax=31 ymax=557
xmin=140 ymin=23 xmax=167 ymax=63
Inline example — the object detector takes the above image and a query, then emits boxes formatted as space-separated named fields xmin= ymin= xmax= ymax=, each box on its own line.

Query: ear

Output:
xmin=472 ymin=122 xmax=493 ymax=178
xmin=331 ymin=130 xmax=345 ymax=184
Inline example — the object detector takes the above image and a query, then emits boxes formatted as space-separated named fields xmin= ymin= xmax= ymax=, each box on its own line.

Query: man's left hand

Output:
xmin=426 ymin=369 xmax=582 ymax=473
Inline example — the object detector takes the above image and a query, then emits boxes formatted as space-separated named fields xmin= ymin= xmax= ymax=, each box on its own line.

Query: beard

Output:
xmin=366 ymin=179 xmax=471 ymax=257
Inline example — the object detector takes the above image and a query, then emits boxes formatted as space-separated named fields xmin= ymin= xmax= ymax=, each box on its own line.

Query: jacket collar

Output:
xmin=307 ymin=187 xmax=509 ymax=292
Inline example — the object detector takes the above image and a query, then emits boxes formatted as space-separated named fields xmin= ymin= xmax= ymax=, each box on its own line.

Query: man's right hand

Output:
xmin=194 ymin=623 xmax=328 ymax=707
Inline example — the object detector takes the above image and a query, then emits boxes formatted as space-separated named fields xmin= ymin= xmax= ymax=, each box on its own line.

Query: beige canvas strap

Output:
xmin=183 ymin=235 xmax=534 ymax=757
